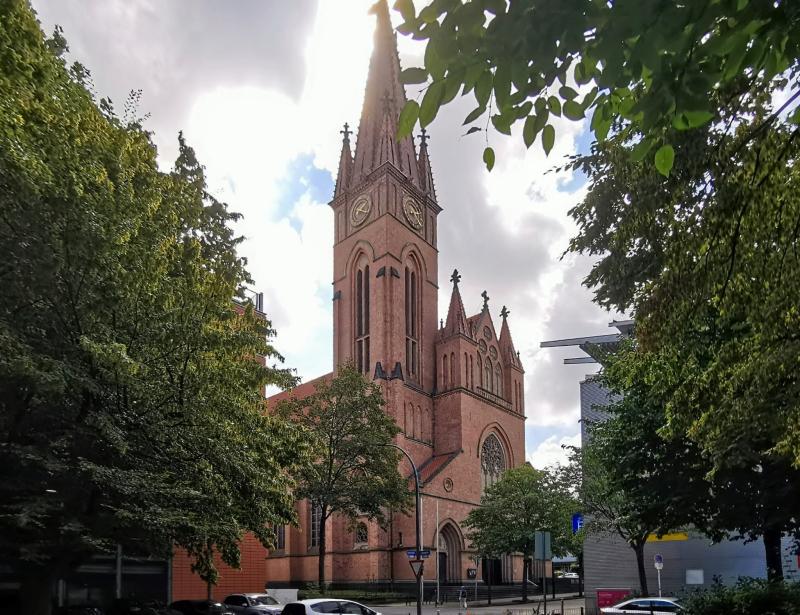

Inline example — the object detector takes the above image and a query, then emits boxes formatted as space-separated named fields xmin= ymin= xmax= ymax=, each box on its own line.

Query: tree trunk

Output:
xmin=633 ymin=541 xmax=649 ymax=597
xmin=317 ymin=505 xmax=328 ymax=588
xmin=763 ymin=526 xmax=784 ymax=582
xmin=521 ymin=557 xmax=528 ymax=603
xmin=19 ymin=565 xmax=57 ymax=615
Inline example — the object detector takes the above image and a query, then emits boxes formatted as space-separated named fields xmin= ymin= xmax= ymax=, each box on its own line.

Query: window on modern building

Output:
xmin=481 ymin=433 xmax=506 ymax=492
xmin=355 ymin=256 xmax=370 ymax=374
xmin=310 ymin=504 xmax=322 ymax=548
xmin=355 ymin=522 xmax=368 ymax=545
xmin=405 ymin=263 xmax=419 ymax=379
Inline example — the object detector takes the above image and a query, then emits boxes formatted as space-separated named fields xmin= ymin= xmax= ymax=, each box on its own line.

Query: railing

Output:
xmin=475 ymin=387 xmax=513 ymax=410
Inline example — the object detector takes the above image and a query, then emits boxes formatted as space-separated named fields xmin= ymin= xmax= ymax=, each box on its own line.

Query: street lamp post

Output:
xmin=385 ymin=443 xmax=423 ymax=615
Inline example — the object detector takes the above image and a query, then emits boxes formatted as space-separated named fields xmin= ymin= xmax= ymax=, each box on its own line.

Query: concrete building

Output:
xmin=542 ymin=321 xmax=800 ymax=612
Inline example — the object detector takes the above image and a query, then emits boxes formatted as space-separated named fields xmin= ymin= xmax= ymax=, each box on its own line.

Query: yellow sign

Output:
xmin=647 ymin=532 xmax=689 ymax=542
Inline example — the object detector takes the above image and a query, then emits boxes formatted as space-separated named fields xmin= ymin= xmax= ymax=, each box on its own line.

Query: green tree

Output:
xmin=0 ymin=2 xmax=306 ymax=613
xmin=275 ymin=364 xmax=411 ymax=587
xmin=463 ymin=465 xmax=575 ymax=602
xmin=394 ymin=0 xmax=800 ymax=174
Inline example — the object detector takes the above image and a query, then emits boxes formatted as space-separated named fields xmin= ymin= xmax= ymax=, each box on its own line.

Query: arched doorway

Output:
xmin=437 ymin=523 xmax=461 ymax=584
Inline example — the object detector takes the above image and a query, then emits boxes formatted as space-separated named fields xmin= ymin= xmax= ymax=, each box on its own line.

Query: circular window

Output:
xmin=443 ymin=477 xmax=454 ymax=492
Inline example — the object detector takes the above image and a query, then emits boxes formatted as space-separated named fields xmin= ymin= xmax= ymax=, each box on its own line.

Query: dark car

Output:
xmin=57 ymin=607 xmax=106 ymax=615
xmin=169 ymin=600 xmax=234 ymax=615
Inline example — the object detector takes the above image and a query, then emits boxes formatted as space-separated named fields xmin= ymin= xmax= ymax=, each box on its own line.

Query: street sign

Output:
xmin=572 ymin=513 xmax=584 ymax=534
xmin=406 ymin=550 xmax=417 ymax=558
xmin=419 ymin=549 xmax=431 ymax=559
xmin=654 ymin=554 xmax=664 ymax=570
xmin=534 ymin=531 xmax=552 ymax=560
xmin=409 ymin=560 xmax=424 ymax=577
xmin=467 ymin=568 xmax=477 ymax=579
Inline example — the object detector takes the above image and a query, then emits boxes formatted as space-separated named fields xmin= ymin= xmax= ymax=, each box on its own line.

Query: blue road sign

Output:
xmin=419 ymin=549 xmax=431 ymax=559
xmin=572 ymin=513 xmax=584 ymax=534
xmin=406 ymin=550 xmax=417 ymax=558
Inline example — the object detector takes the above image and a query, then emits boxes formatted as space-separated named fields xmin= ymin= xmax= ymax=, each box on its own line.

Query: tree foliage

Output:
xmin=394 ymin=0 xmax=800 ymax=173
xmin=463 ymin=465 xmax=575 ymax=602
xmin=275 ymin=364 xmax=411 ymax=587
xmin=681 ymin=578 xmax=800 ymax=615
xmin=0 ymin=2 xmax=306 ymax=612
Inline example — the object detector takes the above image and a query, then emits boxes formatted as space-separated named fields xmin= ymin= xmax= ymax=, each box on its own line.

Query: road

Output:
xmin=372 ymin=595 xmax=586 ymax=615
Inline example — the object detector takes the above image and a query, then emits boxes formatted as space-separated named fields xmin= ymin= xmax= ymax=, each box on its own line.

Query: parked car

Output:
xmin=280 ymin=600 xmax=381 ymax=615
xmin=170 ymin=600 xmax=234 ymax=615
xmin=57 ymin=607 xmax=106 ymax=615
xmin=222 ymin=594 xmax=282 ymax=615
xmin=601 ymin=597 xmax=682 ymax=614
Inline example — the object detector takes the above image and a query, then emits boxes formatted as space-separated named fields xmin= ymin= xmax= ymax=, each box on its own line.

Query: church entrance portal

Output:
xmin=437 ymin=523 xmax=461 ymax=583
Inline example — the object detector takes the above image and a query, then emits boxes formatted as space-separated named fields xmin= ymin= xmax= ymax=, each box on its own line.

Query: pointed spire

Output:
xmin=417 ymin=128 xmax=437 ymax=199
xmin=498 ymin=306 xmax=520 ymax=369
xmin=334 ymin=122 xmax=354 ymax=197
xmin=443 ymin=269 xmax=467 ymax=336
xmin=352 ymin=0 xmax=420 ymax=185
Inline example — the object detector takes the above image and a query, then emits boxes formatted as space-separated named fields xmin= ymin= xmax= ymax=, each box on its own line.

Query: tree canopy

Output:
xmin=463 ymin=464 xmax=575 ymax=602
xmin=275 ymin=364 xmax=411 ymax=587
xmin=0 ymin=2 xmax=306 ymax=612
xmin=394 ymin=0 xmax=799 ymax=174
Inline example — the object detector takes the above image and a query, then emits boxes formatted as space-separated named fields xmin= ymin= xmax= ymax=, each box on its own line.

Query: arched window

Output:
xmin=495 ymin=365 xmax=503 ymax=398
xmin=442 ymin=354 xmax=449 ymax=390
xmin=355 ymin=522 xmax=368 ymax=545
xmin=470 ymin=355 xmax=474 ymax=389
xmin=355 ymin=255 xmax=370 ymax=374
xmin=477 ymin=354 xmax=482 ymax=389
xmin=484 ymin=358 xmax=493 ymax=393
xmin=423 ymin=407 xmax=431 ymax=442
xmin=416 ymin=405 xmax=422 ymax=439
xmin=450 ymin=352 xmax=455 ymax=388
xmin=310 ymin=503 xmax=322 ymax=547
xmin=405 ymin=260 xmax=420 ymax=380
xmin=464 ymin=352 xmax=468 ymax=387
xmin=481 ymin=434 xmax=506 ymax=492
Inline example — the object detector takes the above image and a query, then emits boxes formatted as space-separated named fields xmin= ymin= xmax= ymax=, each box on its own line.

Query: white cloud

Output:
xmin=32 ymin=0 xmax=620 ymax=433
xmin=528 ymin=433 xmax=581 ymax=470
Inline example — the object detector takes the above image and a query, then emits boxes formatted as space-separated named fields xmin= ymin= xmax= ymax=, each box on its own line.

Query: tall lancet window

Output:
xmin=405 ymin=258 xmax=420 ymax=379
xmin=355 ymin=255 xmax=370 ymax=374
xmin=481 ymin=433 xmax=506 ymax=492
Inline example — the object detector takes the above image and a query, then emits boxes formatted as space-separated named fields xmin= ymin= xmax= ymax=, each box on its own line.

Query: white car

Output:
xmin=223 ymin=593 xmax=283 ymax=615
xmin=601 ymin=597 xmax=682 ymax=613
xmin=280 ymin=599 xmax=381 ymax=615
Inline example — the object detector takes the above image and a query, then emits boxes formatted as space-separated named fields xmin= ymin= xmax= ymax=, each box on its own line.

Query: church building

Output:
xmin=172 ymin=0 xmax=526 ymax=598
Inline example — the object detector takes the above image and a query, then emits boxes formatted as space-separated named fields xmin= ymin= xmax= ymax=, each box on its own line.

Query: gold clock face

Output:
xmin=403 ymin=196 xmax=423 ymax=230
xmin=350 ymin=195 xmax=371 ymax=226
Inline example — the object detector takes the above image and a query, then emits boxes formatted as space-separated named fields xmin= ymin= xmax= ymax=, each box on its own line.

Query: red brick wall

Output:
xmin=172 ymin=535 xmax=269 ymax=601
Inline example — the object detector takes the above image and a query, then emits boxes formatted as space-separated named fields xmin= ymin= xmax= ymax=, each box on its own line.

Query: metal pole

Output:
xmin=436 ymin=500 xmax=440 ymax=606
xmin=386 ymin=444 xmax=423 ymax=615
xmin=115 ymin=544 xmax=122 ymax=599
xmin=657 ymin=568 xmax=662 ymax=598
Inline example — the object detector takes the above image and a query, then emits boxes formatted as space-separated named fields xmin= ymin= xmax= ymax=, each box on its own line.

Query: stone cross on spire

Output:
xmin=418 ymin=127 xmax=430 ymax=147
xmin=500 ymin=305 xmax=510 ymax=320
xmin=450 ymin=268 xmax=461 ymax=285
xmin=340 ymin=122 xmax=352 ymax=142
xmin=481 ymin=290 xmax=490 ymax=311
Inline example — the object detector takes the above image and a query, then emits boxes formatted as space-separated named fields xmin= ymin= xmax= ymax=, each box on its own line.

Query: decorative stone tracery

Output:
xmin=480 ymin=433 xmax=506 ymax=491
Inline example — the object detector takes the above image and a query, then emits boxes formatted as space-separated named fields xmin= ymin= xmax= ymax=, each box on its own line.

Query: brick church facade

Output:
xmin=172 ymin=0 xmax=526 ymax=599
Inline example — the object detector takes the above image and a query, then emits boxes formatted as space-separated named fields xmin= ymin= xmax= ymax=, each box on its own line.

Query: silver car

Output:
xmin=280 ymin=600 xmax=381 ymax=615
xmin=601 ymin=597 xmax=681 ymax=614
xmin=222 ymin=594 xmax=282 ymax=615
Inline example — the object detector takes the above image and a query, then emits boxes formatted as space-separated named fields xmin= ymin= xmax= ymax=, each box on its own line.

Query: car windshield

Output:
xmin=251 ymin=595 xmax=279 ymax=605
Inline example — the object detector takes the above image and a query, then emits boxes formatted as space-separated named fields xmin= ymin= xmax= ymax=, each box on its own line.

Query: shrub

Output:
xmin=680 ymin=578 xmax=800 ymax=615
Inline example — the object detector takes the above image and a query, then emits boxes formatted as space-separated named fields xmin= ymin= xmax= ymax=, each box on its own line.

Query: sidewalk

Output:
xmin=374 ymin=593 xmax=585 ymax=615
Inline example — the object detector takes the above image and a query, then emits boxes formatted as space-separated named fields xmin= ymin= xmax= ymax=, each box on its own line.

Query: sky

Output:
xmin=31 ymin=0 xmax=622 ymax=469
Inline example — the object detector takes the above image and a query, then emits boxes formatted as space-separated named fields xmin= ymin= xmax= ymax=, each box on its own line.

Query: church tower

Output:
xmin=330 ymin=0 xmax=440 ymax=401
